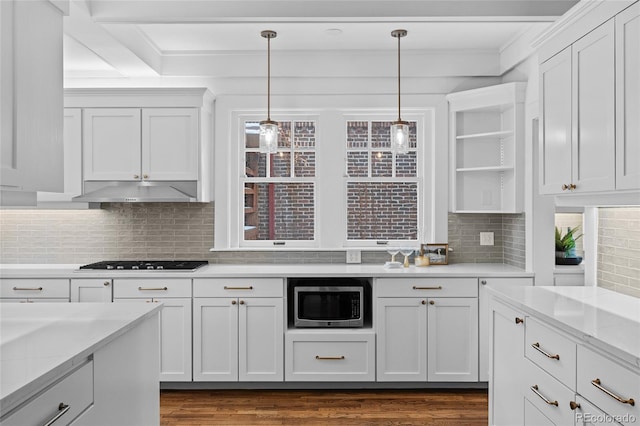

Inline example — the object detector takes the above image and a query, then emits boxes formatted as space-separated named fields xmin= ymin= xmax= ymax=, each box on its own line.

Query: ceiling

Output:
xmin=63 ymin=0 xmax=580 ymax=82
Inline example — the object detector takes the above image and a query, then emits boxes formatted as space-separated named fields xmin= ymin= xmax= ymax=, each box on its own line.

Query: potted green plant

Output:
xmin=555 ymin=225 xmax=583 ymax=261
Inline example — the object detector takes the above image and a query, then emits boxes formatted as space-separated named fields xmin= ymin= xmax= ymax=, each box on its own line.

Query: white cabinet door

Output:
xmin=616 ymin=2 xmax=640 ymax=190
xmin=238 ymin=297 xmax=283 ymax=381
xmin=71 ymin=279 xmax=112 ymax=303
xmin=376 ymin=297 xmax=427 ymax=382
xmin=427 ymin=297 xmax=478 ymax=382
xmin=572 ymin=20 xmax=616 ymax=193
xmin=479 ymin=277 xmax=533 ymax=381
xmin=114 ymin=297 xmax=192 ymax=382
xmin=158 ymin=298 xmax=192 ymax=382
xmin=83 ymin=108 xmax=141 ymax=181
xmin=524 ymin=399 xmax=555 ymax=426
xmin=142 ymin=108 xmax=198 ymax=181
xmin=539 ymin=47 xmax=573 ymax=195
xmin=193 ymin=298 xmax=239 ymax=381
xmin=1 ymin=0 xmax=64 ymax=193
xmin=489 ymin=298 xmax=526 ymax=426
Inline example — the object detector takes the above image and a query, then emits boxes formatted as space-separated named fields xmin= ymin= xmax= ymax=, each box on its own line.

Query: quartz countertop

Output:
xmin=0 ymin=303 xmax=162 ymax=415
xmin=0 ymin=263 xmax=532 ymax=279
xmin=486 ymin=285 xmax=640 ymax=368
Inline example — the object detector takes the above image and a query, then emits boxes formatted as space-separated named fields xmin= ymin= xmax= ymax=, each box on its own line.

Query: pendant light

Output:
xmin=259 ymin=30 xmax=278 ymax=153
xmin=390 ymin=29 xmax=409 ymax=154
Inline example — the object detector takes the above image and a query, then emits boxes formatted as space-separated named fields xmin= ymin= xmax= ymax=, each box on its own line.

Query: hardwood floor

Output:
xmin=160 ymin=389 xmax=488 ymax=425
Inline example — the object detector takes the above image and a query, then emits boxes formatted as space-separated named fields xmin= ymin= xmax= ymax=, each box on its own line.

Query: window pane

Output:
xmin=245 ymin=152 xmax=267 ymax=178
xmin=294 ymin=152 xmax=315 ymax=177
xmin=245 ymin=121 xmax=260 ymax=149
xmin=294 ymin=121 xmax=316 ymax=149
xmin=371 ymin=121 xmax=392 ymax=149
xmin=371 ymin=151 xmax=393 ymax=177
xmin=346 ymin=182 xmax=418 ymax=240
xmin=408 ymin=121 xmax=417 ymax=149
xmin=347 ymin=152 xmax=368 ymax=177
xmin=244 ymin=183 xmax=315 ymax=241
xmin=347 ymin=121 xmax=369 ymax=149
xmin=272 ymin=152 xmax=291 ymax=177
xmin=278 ymin=121 xmax=291 ymax=148
xmin=396 ymin=152 xmax=417 ymax=177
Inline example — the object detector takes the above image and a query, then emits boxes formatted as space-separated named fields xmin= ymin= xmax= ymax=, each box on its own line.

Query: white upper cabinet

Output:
xmin=83 ymin=108 xmax=142 ymax=181
xmin=447 ymin=82 xmax=526 ymax=213
xmin=0 ymin=0 xmax=67 ymax=204
xmin=616 ymin=2 xmax=640 ymax=190
xmin=538 ymin=1 xmax=639 ymax=195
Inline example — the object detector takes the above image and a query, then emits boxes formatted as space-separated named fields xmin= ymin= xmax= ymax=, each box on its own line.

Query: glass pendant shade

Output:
xmin=391 ymin=121 xmax=409 ymax=154
xmin=259 ymin=120 xmax=278 ymax=153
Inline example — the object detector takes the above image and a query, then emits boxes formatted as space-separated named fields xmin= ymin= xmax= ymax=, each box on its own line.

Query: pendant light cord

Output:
xmin=396 ymin=33 xmax=401 ymax=122
xmin=267 ymin=35 xmax=271 ymax=121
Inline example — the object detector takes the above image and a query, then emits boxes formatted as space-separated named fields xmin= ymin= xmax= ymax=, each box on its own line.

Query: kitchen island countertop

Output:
xmin=486 ymin=285 xmax=640 ymax=368
xmin=0 ymin=302 xmax=162 ymax=416
xmin=0 ymin=262 xmax=532 ymax=279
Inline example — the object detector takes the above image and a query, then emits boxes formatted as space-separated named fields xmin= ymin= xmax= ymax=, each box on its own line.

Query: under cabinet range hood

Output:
xmin=72 ymin=181 xmax=198 ymax=203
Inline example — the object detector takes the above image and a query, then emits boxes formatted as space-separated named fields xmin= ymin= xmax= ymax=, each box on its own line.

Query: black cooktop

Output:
xmin=79 ymin=260 xmax=208 ymax=271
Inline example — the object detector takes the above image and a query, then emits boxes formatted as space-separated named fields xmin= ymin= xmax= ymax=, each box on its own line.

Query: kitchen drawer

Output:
xmin=113 ymin=278 xmax=191 ymax=298
xmin=524 ymin=359 xmax=575 ymax=426
xmin=2 ymin=360 xmax=94 ymax=426
xmin=577 ymin=345 xmax=639 ymax=424
xmin=285 ymin=332 xmax=375 ymax=381
xmin=193 ymin=278 xmax=284 ymax=298
xmin=525 ymin=317 xmax=576 ymax=389
xmin=0 ymin=298 xmax=69 ymax=303
xmin=0 ymin=279 xmax=69 ymax=299
xmin=376 ymin=278 xmax=477 ymax=298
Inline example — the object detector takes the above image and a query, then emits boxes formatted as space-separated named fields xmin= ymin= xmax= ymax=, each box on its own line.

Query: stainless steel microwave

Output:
xmin=293 ymin=285 xmax=364 ymax=328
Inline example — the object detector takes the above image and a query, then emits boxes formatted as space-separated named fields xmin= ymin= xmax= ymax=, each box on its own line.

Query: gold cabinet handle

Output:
xmin=429 ymin=300 xmax=435 ymax=305
xmin=143 ymin=174 xmax=149 ymax=179
xmin=134 ymin=174 xmax=140 ymax=179
xmin=562 ymin=184 xmax=570 ymax=191
xmin=43 ymin=402 xmax=70 ymax=426
xmin=530 ymin=385 xmax=558 ymax=406
xmin=569 ymin=401 xmax=581 ymax=410
xmin=231 ymin=300 xmax=237 ymax=305
xmin=138 ymin=286 xmax=168 ymax=291
xmin=562 ymin=183 xmax=577 ymax=191
xmin=103 ymin=281 xmax=110 ymax=286
xmin=13 ymin=286 xmax=43 ymax=291
xmin=412 ymin=286 xmax=442 ymax=290
xmin=515 ymin=317 xmax=524 ymax=324
xmin=569 ymin=184 xmax=576 ymax=190
xmin=224 ymin=286 xmax=254 ymax=290
xmin=421 ymin=300 xmax=427 ymax=305
xmin=531 ymin=342 xmax=560 ymax=360
xmin=239 ymin=300 xmax=245 ymax=305
xmin=315 ymin=355 xmax=345 ymax=360
xmin=591 ymin=379 xmax=635 ymax=406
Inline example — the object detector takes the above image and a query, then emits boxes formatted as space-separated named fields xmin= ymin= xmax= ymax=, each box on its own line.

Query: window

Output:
xmin=345 ymin=120 xmax=419 ymax=244
xmin=243 ymin=120 xmax=317 ymax=245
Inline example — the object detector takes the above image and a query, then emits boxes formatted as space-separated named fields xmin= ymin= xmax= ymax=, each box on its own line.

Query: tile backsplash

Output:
xmin=0 ymin=203 xmax=523 ymax=266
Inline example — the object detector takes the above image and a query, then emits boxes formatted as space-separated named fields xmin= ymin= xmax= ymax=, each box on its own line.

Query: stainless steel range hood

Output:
xmin=72 ymin=181 xmax=198 ymax=203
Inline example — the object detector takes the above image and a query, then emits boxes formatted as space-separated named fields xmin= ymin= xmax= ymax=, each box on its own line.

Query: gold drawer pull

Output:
xmin=13 ymin=286 xmax=43 ymax=291
xmin=569 ymin=401 xmax=581 ymax=410
xmin=43 ymin=402 xmax=70 ymax=426
xmin=530 ymin=385 xmax=558 ymax=406
xmin=315 ymin=355 xmax=345 ymax=360
xmin=412 ymin=286 xmax=442 ymax=290
xmin=138 ymin=287 xmax=168 ymax=291
xmin=531 ymin=342 xmax=560 ymax=360
xmin=515 ymin=317 xmax=524 ymax=324
xmin=591 ymin=379 xmax=635 ymax=406
xmin=224 ymin=286 xmax=254 ymax=290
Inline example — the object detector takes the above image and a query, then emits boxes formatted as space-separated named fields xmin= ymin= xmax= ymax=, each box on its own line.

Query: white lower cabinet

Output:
xmin=0 ymin=278 xmax=70 ymax=302
xmin=285 ymin=331 xmax=375 ymax=382
xmin=71 ymin=279 xmax=112 ymax=302
xmin=193 ymin=278 xmax=284 ymax=382
xmin=113 ymin=278 xmax=192 ymax=382
xmin=376 ymin=278 xmax=478 ymax=382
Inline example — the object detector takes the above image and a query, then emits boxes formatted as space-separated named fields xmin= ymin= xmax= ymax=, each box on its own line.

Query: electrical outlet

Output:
xmin=480 ymin=232 xmax=494 ymax=246
xmin=346 ymin=250 xmax=361 ymax=264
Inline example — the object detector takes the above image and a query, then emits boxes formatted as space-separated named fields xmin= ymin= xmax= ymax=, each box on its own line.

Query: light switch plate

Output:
xmin=346 ymin=250 xmax=361 ymax=263
xmin=480 ymin=232 xmax=494 ymax=246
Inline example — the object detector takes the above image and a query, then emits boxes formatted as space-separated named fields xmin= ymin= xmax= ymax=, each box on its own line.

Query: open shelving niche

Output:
xmin=447 ymin=82 xmax=526 ymax=213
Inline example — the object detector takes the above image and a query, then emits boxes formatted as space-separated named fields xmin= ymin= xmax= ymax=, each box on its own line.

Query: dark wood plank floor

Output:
xmin=160 ymin=389 xmax=488 ymax=425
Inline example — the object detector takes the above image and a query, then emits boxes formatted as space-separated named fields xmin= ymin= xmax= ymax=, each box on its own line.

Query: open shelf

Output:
xmin=447 ymin=82 xmax=526 ymax=213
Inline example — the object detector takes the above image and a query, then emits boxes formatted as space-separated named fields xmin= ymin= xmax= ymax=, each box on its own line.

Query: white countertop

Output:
xmin=0 ymin=303 xmax=162 ymax=415
xmin=0 ymin=263 xmax=532 ymax=279
xmin=486 ymin=285 xmax=640 ymax=368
